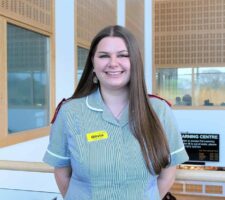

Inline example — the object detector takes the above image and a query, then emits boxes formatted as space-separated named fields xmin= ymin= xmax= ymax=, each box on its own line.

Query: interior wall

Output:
xmin=77 ymin=0 xmax=117 ymax=47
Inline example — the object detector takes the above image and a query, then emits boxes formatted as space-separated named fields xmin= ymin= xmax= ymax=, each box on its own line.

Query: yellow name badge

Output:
xmin=86 ymin=130 xmax=108 ymax=142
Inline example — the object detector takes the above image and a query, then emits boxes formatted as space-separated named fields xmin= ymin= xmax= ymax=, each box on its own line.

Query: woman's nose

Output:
xmin=109 ymin=55 xmax=118 ymax=67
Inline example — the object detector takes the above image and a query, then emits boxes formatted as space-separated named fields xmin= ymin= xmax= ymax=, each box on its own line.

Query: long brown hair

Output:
xmin=71 ymin=25 xmax=170 ymax=174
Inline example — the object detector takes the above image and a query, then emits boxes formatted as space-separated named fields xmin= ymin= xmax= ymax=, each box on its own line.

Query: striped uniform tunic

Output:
xmin=43 ymin=89 xmax=189 ymax=200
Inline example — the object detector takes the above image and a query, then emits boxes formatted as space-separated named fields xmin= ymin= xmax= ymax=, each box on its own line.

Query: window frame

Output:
xmin=0 ymin=17 xmax=55 ymax=147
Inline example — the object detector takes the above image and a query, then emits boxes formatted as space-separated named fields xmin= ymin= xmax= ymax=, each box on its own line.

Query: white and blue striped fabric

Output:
xmin=43 ymin=89 xmax=188 ymax=200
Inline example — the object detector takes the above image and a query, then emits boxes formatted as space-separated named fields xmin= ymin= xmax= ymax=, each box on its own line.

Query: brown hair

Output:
xmin=71 ymin=25 xmax=170 ymax=174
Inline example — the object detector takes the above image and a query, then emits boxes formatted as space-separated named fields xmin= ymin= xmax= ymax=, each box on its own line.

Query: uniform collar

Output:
xmin=86 ymin=89 xmax=104 ymax=112
xmin=86 ymin=89 xmax=129 ymax=127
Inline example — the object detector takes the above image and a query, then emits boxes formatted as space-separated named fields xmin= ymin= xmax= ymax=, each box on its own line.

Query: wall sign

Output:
xmin=181 ymin=133 xmax=219 ymax=162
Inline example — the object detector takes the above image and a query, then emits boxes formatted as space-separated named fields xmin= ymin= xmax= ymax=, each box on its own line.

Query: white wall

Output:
xmin=144 ymin=0 xmax=153 ymax=93
xmin=117 ymin=0 xmax=125 ymax=26
xmin=55 ymin=0 xmax=75 ymax=104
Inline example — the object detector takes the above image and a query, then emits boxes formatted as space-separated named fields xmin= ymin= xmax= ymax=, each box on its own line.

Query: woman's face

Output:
xmin=93 ymin=36 xmax=131 ymax=91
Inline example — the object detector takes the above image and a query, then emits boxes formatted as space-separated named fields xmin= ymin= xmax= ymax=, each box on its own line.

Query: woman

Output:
xmin=43 ymin=25 xmax=188 ymax=200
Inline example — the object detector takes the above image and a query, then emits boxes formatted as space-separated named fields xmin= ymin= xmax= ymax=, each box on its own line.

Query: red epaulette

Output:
xmin=148 ymin=94 xmax=172 ymax=107
xmin=51 ymin=98 xmax=67 ymax=124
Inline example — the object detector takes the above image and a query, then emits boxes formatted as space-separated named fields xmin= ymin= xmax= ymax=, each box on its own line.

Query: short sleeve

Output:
xmin=161 ymin=101 xmax=189 ymax=166
xmin=43 ymin=107 xmax=71 ymax=168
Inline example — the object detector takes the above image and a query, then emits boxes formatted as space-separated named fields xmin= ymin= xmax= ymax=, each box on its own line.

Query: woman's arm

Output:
xmin=157 ymin=166 xmax=176 ymax=199
xmin=54 ymin=166 xmax=72 ymax=197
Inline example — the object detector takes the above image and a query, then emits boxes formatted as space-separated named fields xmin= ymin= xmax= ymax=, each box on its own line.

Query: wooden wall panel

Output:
xmin=77 ymin=0 xmax=117 ymax=47
xmin=174 ymin=194 xmax=225 ymax=200
xmin=154 ymin=0 xmax=225 ymax=67
xmin=0 ymin=0 xmax=53 ymax=32
xmin=126 ymin=0 xmax=144 ymax=57
xmin=0 ymin=16 xmax=7 ymax=138
xmin=171 ymin=180 xmax=225 ymax=199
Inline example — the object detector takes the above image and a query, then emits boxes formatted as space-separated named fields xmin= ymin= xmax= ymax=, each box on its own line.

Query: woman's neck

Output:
xmin=100 ymin=87 xmax=129 ymax=118
xmin=100 ymin=87 xmax=128 ymax=105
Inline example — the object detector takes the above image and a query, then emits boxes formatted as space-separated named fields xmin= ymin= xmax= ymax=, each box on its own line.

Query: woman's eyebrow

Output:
xmin=118 ymin=50 xmax=128 ymax=53
xmin=96 ymin=51 xmax=108 ymax=54
xmin=97 ymin=50 xmax=128 ymax=54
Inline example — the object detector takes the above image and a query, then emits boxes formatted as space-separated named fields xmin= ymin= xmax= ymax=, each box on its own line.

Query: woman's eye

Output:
xmin=99 ymin=55 xmax=109 ymax=58
xmin=118 ymin=54 xmax=129 ymax=58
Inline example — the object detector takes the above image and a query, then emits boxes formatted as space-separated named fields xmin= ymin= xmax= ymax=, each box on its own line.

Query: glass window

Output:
xmin=194 ymin=67 xmax=225 ymax=106
xmin=77 ymin=46 xmax=89 ymax=80
xmin=7 ymin=24 xmax=50 ymax=133
xmin=156 ymin=67 xmax=225 ymax=107
xmin=156 ymin=68 xmax=192 ymax=106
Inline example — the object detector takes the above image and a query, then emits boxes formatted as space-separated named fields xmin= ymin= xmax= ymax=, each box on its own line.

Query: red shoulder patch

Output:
xmin=148 ymin=94 xmax=172 ymax=107
xmin=51 ymin=98 xmax=67 ymax=124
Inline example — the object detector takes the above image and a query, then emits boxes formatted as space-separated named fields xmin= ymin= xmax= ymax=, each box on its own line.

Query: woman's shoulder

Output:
xmin=148 ymin=94 xmax=171 ymax=108
xmin=62 ymin=96 xmax=86 ymax=109
xmin=51 ymin=96 xmax=86 ymax=123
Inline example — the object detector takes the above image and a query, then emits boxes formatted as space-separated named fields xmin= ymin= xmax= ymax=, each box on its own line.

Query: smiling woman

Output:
xmin=43 ymin=25 xmax=188 ymax=200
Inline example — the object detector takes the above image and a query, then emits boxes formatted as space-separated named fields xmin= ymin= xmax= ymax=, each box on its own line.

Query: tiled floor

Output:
xmin=0 ymin=188 xmax=63 ymax=200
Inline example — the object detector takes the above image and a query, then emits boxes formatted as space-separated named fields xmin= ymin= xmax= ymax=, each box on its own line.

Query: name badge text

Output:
xmin=86 ymin=131 xmax=108 ymax=142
